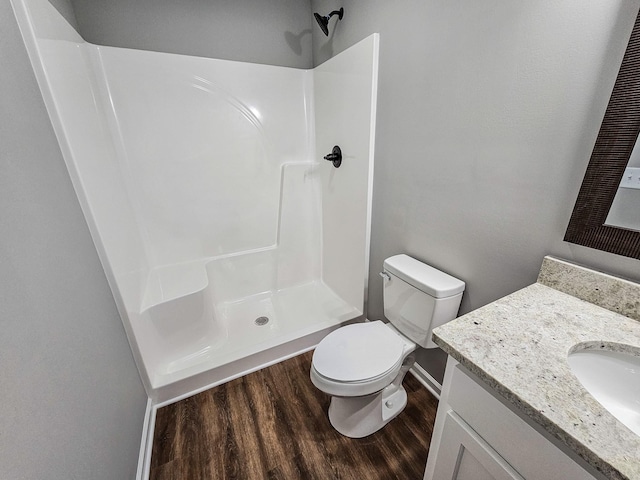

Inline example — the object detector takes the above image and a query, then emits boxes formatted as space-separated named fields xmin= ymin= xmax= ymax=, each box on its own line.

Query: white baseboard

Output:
xmin=410 ymin=363 xmax=442 ymax=400
xmin=136 ymin=398 xmax=156 ymax=480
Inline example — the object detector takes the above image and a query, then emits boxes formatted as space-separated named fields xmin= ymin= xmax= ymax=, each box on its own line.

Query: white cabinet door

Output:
xmin=432 ymin=411 xmax=524 ymax=480
xmin=425 ymin=358 xmax=602 ymax=480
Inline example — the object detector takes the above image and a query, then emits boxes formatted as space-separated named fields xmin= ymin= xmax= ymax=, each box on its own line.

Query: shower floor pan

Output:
xmin=150 ymin=280 xmax=361 ymax=404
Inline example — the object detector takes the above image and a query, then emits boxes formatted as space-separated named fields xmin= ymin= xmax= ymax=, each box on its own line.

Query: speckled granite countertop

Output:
xmin=432 ymin=257 xmax=640 ymax=480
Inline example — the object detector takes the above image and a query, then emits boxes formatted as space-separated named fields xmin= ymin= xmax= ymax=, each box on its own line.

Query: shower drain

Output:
xmin=255 ymin=316 xmax=270 ymax=326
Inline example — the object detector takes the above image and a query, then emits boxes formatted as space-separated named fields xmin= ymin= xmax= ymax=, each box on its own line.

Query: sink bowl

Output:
xmin=568 ymin=347 xmax=640 ymax=436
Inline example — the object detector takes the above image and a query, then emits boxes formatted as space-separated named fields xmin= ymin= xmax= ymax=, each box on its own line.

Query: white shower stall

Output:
xmin=13 ymin=0 xmax=379 ymax=401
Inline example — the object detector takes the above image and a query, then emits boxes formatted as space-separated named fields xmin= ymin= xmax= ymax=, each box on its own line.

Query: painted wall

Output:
xmin=49 ymin=0 xmax=78 ymax=29
xmin=69 ymin=0 xmax=314 ymax=68
xmin=0 ymin=1 xmax=147 ymax=478
xmin=311 ymin=0 xmax=640 ymax=382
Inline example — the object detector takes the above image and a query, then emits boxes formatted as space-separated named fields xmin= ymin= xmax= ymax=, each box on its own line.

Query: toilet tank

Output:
xmin=382 ymin=254 xmax=465 ymax=348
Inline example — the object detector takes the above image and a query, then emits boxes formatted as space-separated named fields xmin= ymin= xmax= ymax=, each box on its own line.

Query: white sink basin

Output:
xmin=567 ymin=347 xmax=640 ymax=437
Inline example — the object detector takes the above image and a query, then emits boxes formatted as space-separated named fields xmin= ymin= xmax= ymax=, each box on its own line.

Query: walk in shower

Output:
xmin=13 ymin=0 xmax=378 ymax=401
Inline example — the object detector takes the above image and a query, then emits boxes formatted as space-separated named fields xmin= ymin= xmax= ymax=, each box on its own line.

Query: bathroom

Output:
xmin=2 ymin=0 xmax=640 ymax=478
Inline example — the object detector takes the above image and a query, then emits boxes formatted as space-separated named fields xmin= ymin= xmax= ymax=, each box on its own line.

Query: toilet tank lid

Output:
xmin=383 ymin=254 xmax=465 ymax=298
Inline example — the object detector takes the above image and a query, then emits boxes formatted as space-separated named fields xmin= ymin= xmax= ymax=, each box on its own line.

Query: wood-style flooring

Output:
xmin=150 ymin=351 xmax=438 ymax=480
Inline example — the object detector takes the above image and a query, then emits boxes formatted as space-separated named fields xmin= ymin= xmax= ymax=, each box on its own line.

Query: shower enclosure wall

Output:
xmin=14 ymin=0 xmax=379 ymax=402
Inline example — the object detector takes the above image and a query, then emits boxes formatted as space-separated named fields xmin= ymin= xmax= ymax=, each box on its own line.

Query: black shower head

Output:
xmin=314 ymin=12 xmax=329 ymax=36
xmin=313 ymin=8 xmax=344 ymax=37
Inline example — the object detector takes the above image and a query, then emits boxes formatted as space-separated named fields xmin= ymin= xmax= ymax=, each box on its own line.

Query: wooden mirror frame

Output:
xmin=564 ymin=10 xmax=640 ymax=260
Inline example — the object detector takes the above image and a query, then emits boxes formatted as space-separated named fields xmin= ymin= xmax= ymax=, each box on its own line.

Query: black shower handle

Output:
xmin=324 ymin=145 xmax=342 ymax=168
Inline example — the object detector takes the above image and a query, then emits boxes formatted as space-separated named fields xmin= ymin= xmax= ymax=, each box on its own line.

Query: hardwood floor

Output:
xmin=150 ymin=351 xmax=439 ymax=480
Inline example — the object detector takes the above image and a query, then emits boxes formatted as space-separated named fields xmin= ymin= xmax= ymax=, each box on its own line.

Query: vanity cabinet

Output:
xmin=424 ymin=358 xmax=603 ymax=480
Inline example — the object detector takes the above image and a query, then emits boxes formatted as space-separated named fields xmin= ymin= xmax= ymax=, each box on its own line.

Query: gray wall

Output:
xmin=69 ymin=0 xmax=314 ymax=68
xmin=0 ymin=1 xmax=147 ymax=478
xmin=49 ymin=0 xmax=79 ymax=30
xmin=311 ymin=0 xmax=640 ymax=382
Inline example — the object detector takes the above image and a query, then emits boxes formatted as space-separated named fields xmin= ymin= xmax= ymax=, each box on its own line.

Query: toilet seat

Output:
xmin=310 ymin=321 xmax=416 ymax=397
xmin=313 ymin=321 xmax=405 ymax=382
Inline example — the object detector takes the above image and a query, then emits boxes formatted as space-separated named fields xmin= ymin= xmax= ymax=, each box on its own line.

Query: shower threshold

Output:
xmin=151 ymin=280 xmax=361 ymax=404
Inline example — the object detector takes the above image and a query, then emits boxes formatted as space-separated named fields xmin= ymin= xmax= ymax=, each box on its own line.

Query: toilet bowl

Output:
xmin=311 ymin=320 xmax=417 ymax=438
xmin=310 ymin=254 xmax=465 ymax=438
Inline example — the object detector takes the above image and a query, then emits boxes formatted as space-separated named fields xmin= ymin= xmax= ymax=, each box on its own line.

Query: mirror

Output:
xmin=605 ymin=139 xmax=640 ymax=232
xmin=564 ymin=10 xmax=640 ymax=260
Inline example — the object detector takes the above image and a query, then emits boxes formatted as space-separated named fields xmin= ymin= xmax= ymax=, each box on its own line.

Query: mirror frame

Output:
xmin=564 ymin=10 xmax=640 ymax=260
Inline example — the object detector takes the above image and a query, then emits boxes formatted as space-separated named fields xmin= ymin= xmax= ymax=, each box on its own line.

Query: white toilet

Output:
xmin=310 ymin=254 xmax=465 ymax=438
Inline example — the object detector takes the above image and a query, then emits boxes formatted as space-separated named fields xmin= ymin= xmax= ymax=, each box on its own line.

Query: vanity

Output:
xmin=424 ymin=256 xmax=640 ymax=480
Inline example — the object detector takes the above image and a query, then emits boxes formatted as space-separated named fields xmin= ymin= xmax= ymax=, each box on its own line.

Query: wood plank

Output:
xmin=151 ymin=351 xmax=438 ymax=479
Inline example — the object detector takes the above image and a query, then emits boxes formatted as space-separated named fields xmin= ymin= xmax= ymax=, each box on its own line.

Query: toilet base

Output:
xmin=327 ymin=355 xmax=415 ymax=438
xmin=328 ymin=384 xmax=408 ymax=438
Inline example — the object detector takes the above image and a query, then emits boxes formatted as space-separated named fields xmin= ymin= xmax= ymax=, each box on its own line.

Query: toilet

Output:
xmin=310 ymin=254 xmax=465 ymax=438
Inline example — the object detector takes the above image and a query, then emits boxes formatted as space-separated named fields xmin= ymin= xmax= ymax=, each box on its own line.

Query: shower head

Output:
xmin=314 ymin=12 xmax=329 ymax=36
xmin=314 ymin=8 xmax=344 ymax=37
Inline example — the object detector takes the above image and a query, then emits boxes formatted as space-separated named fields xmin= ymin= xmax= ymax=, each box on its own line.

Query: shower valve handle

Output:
xmin=324 ymin=145 xmax=342 ymax=168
